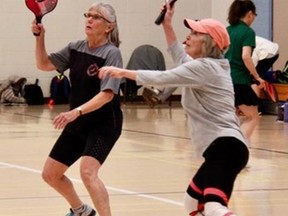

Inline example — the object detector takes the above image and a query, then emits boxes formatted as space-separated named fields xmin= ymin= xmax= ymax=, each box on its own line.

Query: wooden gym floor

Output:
xmin=0 ymin=102 xmax=288 ymax=216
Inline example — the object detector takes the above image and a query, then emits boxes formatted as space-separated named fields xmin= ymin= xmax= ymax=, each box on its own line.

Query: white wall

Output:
xmin=273 ymin=0 xmax=288 ymax=70
xmin=211 ymin=0 xmax=232 ymax=25
xmin=0 ymin=0 xmax=232 ymax=97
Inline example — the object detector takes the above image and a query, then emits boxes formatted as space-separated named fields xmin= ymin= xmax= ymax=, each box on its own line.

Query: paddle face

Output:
xmin=25 ymin=0 xmax=58 ymax=23
xmin=264 ymin=82 xmax=278 ymax=102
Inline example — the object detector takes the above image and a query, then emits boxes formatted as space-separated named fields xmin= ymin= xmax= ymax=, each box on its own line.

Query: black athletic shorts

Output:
xmin=186 ymin=137 xmax=249 ymax=205
xmin=233 ymin=84 xmax=259 ymax=107
xmin=49 ymin=116 xmax=122 ymax=167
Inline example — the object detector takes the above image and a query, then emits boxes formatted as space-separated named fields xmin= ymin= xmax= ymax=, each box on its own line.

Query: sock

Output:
xmin=184 ymin=192 xmax=199 ymax=214
xmin=204 ymin=202 xmax=236 ymax=216
xmin=72 ymin=204 xmax=85 ymax=214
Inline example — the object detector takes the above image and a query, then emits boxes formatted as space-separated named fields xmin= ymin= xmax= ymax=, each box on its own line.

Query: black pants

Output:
xmin=186 ymin=137 xmax=249 ymax=208
xmin=256 ymin=54 xmax=279 ymax=78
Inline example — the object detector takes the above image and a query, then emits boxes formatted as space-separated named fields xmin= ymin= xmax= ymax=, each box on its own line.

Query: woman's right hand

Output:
xmin=31 ymin=20 xmax=45 ymax=37
xmin=162 ymin=1 xmax=174 ymax=26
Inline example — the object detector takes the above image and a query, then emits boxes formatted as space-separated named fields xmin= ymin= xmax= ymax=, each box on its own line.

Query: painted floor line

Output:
xmin=0 ymin=161 xmax=184 ymax=207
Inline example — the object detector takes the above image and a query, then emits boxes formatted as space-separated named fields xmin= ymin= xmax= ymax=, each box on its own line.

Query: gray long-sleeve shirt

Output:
xmin=136 ymin=41 xmax=246 ymax=153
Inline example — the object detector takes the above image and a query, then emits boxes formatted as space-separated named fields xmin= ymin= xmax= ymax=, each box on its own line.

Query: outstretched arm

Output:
xmin=98 ymin=66 xmax=137 ymax=80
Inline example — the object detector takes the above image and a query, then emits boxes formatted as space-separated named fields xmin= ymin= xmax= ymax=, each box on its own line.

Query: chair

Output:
xmin=121 ymin=44 xmax=166 ymax=103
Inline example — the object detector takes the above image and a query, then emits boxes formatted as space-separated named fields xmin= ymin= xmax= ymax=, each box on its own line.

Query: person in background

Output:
xmin=0 ymin=75 xmax=27 ymax=104
xmin=252 ymin=36 xmax=279 ymax=76
xmin=99 ymin=3 xmax=248 ymax=216
xmin=224 ymin=0 xmax=265 ymax=143
xmin=31 ymin=2 xmax=122 ymax=216
xmin=251 ymin=35 xmax=279 ymax=96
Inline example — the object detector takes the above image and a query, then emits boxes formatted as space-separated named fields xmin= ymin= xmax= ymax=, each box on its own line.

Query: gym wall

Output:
xmin=0 ymin=0 xmax=284 ymax=97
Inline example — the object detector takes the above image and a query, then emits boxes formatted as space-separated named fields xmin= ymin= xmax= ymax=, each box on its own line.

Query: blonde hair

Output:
xmin=201 ymin=34 xmax=226 ymax=58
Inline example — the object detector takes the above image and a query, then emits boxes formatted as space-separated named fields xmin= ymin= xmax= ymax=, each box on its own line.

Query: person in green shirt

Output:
xmin=225 ymin=0 xmax=265 ymax=143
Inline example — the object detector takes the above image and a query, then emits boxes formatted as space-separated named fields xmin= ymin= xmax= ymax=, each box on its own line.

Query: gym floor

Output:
xmin=0 ymin=102 xmax=287 ymax=216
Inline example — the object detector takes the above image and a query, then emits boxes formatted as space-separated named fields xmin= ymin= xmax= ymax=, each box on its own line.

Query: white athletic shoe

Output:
xmin=65 ymin=204 xmax=96 ymax=216
xmin=204 ymin=202 xmax=236 ymax=216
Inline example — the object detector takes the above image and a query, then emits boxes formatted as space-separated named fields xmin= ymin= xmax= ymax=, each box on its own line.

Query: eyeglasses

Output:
xmin=84 ymin=12 xmax=111 ymax=23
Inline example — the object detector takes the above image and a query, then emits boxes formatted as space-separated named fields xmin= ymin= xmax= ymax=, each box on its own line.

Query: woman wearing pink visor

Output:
xmin=99 ymin=3 xmax=248 ymax=216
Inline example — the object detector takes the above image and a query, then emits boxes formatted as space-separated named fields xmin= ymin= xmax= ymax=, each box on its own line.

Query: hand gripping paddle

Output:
xmin=25 ymin=0 xmax=58 ymax=36
xmin=155 ymin=0 xmax=178 ymax=25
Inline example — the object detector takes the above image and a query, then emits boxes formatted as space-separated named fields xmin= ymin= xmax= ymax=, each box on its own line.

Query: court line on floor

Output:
xmin=7 ymin=111 xmax=288 ymax=155
xmin=124 ymin=129 xmax=288 ymax=155
xmin=0 ymin=161 xmax=184 ymax=207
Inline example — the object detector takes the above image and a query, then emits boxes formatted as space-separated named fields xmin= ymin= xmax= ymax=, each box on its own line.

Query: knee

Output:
xmin=80 ymin=168 xmax=97 ymax=188
xmin=80 ymin=158 xmax=101 ymax=187
xmin=42 ymin=168 xmax=54 ymax=185
xmin=42 ymin=168 xmax=62 ymax=187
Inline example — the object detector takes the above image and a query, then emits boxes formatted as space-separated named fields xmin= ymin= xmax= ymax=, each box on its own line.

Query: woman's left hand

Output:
xmin=53 ymin=109 xmax=79 ymax=129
